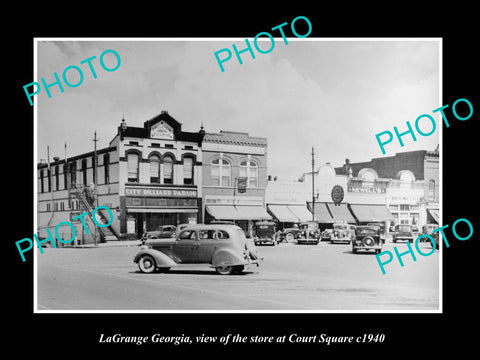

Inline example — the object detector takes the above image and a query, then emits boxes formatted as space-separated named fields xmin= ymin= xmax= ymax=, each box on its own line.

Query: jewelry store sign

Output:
xmin=125 ymin=187 xmax=197 ymax=198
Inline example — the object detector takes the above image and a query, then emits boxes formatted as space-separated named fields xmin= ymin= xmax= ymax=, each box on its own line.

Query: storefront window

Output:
xmin=211 ymin=159 xmax=230 ymax=186
xmin=240 ymin=160 xmax=258 ymax=188
xmin=183 ymin=157 xmax=194 ymax=185
xmin=163 ymin=155 xmax=174 ymax=184
xmin=127 ymin=153 xmax=139 ymax=182
xmin=149 ymin=154 xmax=160 ymax=183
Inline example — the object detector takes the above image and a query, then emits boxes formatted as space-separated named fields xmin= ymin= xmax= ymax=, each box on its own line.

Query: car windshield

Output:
xmin=357 ymin=228 xmax=377 ymax=235
xmin=396 ymin=225 xmax=412 ymax=231
xmin=334 ymin=225 xmax=347 ymax=230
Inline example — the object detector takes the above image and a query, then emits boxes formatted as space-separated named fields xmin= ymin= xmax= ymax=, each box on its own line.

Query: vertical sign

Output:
xmin=237 ymin=177 xmax=247 ymax=193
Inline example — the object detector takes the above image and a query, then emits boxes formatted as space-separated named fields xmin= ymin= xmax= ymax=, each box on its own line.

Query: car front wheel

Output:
xmin=215 ymin=265 xmax=236 ymax=275
xmin=285 ymin=233 xmax=294 ymax=243
xmin=138 ymin=255 xmax=156 ymax=273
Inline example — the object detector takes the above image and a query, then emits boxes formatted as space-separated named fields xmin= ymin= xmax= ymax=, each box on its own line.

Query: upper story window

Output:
xmin=63 ymin=163 xmax=68 ymax=189
xmin=54 ymin=165 xmax=60 ymax=191
xmin=240 ymin=160 xmax=258 ymax=188
xmin=183 ymin=157 xmax=194 ymax=185
xmin=40 ymin=169 xmax=45 ymax=193
xmin=69 ymin=161 xmax=77 ymax=186
xmin=127 ymin=153 xmax=139 ymax=182
xmin=82 ymin=159 xmax=88 ymax=185
xmin=211 ymin=159 xmax=230 ymax=186
xmin=103 ymin=153 xmax=110 ymax=184
xmin=429 ymin=179 xmax=435 ymax=200
xmin=149 ymin=154 xmax=161 ymax=183
xmin=163 ymin=155 xmax=174 ymax=184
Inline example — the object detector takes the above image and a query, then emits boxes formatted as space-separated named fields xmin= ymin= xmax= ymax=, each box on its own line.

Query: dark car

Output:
xmin=253 ymin=221 xmax=277 ymax=246
xmin=352 ymin=226 xmax=383 ymax=254
xmin=297 ymin=221 xmax=320 ymax=245
xmin=134 ymin=224 xmax=262 ymax=275
xmin=392 ymin=224 xmax=416 ymax=243
xmin=141 ymin=225 xmax=177 ymax=243
xmin=278 ymin=224 xmax=302 ymax=243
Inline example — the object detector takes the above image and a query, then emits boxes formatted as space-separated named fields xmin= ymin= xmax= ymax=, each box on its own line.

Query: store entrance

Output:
xmin=145 ymin=212 xmax=178 ymax=231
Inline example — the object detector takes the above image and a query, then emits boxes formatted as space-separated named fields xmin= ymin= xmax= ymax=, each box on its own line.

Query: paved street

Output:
xmin=37 ymin=239 xmax=439 ymax=311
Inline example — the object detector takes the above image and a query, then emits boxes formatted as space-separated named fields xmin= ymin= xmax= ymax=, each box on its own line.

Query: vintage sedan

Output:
xmin=330 ymin=222 xmax=355 ymax=244
xmin=253 ymin=221 xmax=277 ymax=246
xmin=134 ymin=224 xmax=262 ymax=275
xmin=392 ymin=224 xmax=416 ymax=243
xmin=278 ymin=224 xmax=302 ymax=243
xmin=352 ymin=226 xmax=383 ymax=254
xmin=141 ymin=225 xmax=177 ymax=243
xmin=297 ymin=221 xmax=320 ymax=245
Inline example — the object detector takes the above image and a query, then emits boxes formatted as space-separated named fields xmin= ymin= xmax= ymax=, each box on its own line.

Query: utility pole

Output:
xmin=93 ymin=131 xmax=99 ymax=246
xmin=311 ymin=146 xmax=315 ymax=222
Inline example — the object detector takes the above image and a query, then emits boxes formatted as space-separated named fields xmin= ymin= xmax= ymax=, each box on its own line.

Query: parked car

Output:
xmin=134 ymin=224 xmax=262 ymax=275
xmin=422 ymin=223 xmax=439 ymax=249
xmin=141 ymin=225 xmax=177 ymax=243
xmin=330 ymin=222 xmax=356 ymax=244
xmin=321 ymin=228 xmax=333 ymax=241
xmin=392 ymin=224 xmax=416 ymax=243
xmin=253 ymin=221 xmax=277 ymax=246
xmin=278 ymin=224 xmax=302 ymax=243
xmin=297 ymin=221 xmax=320 ymax=245
xmin=352 ymin=226 xmax=383 ymax=254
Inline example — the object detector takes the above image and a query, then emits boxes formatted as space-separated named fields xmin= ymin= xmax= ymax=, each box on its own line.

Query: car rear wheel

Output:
xmin=215 ymin=265 xmax=235 ymax=275
xmin=285 ymin=233 xmax=295 ymax=243
xmin=138 ymin=255 xmax=156 ymax=273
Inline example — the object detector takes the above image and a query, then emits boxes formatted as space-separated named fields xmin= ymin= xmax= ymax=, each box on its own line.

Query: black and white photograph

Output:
xmin=7 ymin=6 xmax=478 ymax=356
xmin=34 ymin=38 xmax=441 ymax=312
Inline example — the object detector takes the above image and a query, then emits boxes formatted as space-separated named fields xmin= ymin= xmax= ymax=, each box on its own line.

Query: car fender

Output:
xmin=212 ymin=249 xmax=245 ymax=267
xmin=134 ymin=248 xmax=176 ymax=268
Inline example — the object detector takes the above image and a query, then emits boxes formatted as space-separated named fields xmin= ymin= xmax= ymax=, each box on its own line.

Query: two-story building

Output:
xmin=37 ymin=110 xmax=205 ymax=243
xmin=201 ymin=130 xmax=271 ymax=237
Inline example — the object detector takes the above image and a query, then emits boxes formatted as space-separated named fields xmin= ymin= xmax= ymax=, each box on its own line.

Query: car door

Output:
xmin=196 ymin=229 xmax=219 ymax=263
xmin=172 ymin=229 xmax=198 ymax=263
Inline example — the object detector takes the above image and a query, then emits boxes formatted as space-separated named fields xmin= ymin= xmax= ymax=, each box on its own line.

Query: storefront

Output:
xmin=123 ymin=186 xmax=199 ymax=237
xmin=265 ymin=180 xmax=314 ymax=229
xmin=204 ymin=195 xmax=271 ymax=237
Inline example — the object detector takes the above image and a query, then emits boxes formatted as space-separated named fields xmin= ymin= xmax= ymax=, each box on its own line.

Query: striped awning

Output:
xmin=349 ymin=204 xmax=393 ymax=222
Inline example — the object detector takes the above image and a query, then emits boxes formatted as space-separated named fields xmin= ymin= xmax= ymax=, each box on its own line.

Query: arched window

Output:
xmin=127 ymin=153 xmax=139 ymax=182
xmin=163 ymin=155 xmax=174 ymax=184
xmin=211 ymin=158 xmax=230 ymax=186
xmin=429 ymin=179 xmax=435 ymax=200
xmin=183 ymin=156 xmax=194 ymax=185
xmin=240 ymin=160 xmax=258 ymax=188
xmin=149 ymin=154 xmax=161 ymax=183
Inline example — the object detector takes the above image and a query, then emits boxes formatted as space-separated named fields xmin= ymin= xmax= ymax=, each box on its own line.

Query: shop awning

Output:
xmin=349 ymin=204 xmax=393 ymax=222
xmin=326 ymin=202 xmax=356 ymax=223
xmin=307 ymin=202 xmax=333 ymax=223
xmin=427 ymin=209 xmax=439 ymax=224
xmin=268 ymin=205 xmax=299 ymax=222
xmin=287 ymin=205 xmax=314 ymax=222
xmin=206 ymin=205 xmax=239 ymax=219
xmin=206 ymin=205 xmax=272 ymax=221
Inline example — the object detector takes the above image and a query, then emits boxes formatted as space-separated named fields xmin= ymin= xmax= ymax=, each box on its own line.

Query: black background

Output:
xmin=6 ymin=4 xmax=478 ymax=356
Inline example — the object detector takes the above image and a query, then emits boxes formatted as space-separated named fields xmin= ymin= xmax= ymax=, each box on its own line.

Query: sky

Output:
xmin=36 ymin=38 xmax=440 ymax=180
